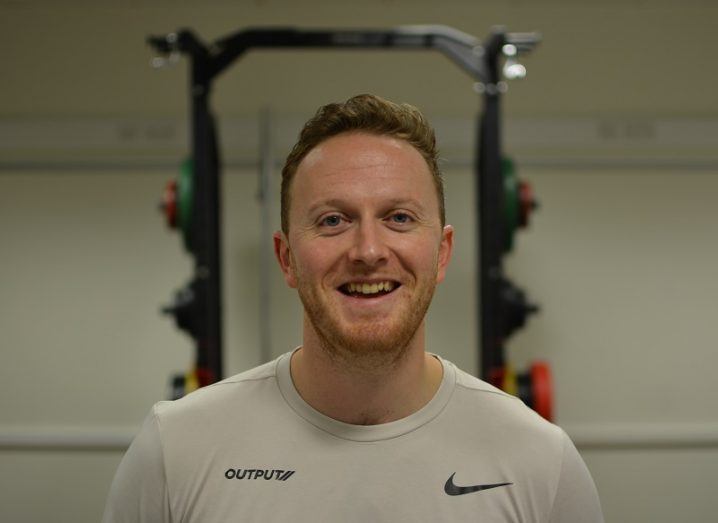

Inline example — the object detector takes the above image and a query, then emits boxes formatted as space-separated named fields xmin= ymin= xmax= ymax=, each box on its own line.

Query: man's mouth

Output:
xmin=338 ymin=281 xmax=400 ymax=298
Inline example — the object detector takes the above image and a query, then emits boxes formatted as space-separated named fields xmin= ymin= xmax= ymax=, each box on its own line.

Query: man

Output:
xmin=103 ymin=94 xmax=603 ymax=522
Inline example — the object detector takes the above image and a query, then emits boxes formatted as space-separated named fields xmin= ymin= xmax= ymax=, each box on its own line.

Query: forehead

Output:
xmin=291 ymin=132 xmax=436 ymax=210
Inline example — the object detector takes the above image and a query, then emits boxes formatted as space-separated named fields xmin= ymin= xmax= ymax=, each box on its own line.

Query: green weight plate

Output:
xmin=178 ymin=158 xmax=194 ymax=250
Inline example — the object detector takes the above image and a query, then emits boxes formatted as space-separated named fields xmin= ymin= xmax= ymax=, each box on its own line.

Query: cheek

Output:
xmin=292 ymin=245 xmax=333 ymax=280
xmin=400 ymin=235 xmax=441 ymax=260
xmin=393 ymin=242 xmax=440 ymax=277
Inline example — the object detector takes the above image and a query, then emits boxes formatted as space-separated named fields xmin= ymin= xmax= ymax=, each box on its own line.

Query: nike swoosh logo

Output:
xmin=444 ymin=472 xmax=513 ymax=496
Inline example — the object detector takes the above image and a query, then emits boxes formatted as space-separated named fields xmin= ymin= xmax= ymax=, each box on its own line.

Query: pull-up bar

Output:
xmin=149 ymin=25 xmax=539 ymax=83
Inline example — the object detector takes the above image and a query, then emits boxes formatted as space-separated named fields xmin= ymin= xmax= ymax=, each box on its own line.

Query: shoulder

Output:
xmin=153 ymin=356 xmax=284 ymax=431
xmin=443 ymin=360 xmax=566 ymax=449
xmin=441 ymin=361 xmax=601 ymax=516
xmin=451 ymin=363 xmax=513 ymax=398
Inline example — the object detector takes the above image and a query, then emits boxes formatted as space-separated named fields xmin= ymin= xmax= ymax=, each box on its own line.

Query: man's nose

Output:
xmin=348 ymin=220 xmax=389 ymax=267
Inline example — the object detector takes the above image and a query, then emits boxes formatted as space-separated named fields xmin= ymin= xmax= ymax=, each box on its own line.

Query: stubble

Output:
xmin=296 ymin=267 xmax=438 ymax=373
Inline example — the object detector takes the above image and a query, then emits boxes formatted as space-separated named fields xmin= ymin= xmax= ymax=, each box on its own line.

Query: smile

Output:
xmin=339 ymin=281 xmax=400 ymax=297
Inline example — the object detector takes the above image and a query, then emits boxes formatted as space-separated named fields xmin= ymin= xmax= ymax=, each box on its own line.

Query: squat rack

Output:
xmin=149 ymin=24 xmax=540 ymax=401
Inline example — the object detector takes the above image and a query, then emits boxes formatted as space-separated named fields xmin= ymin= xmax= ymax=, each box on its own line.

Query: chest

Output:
xmin=167 ymin=439 xmax=546 ymax=523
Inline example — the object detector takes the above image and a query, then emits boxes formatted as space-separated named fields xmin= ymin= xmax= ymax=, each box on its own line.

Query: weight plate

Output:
xmin=184 ymin=368 xmax=199 ymax=394
xmin=518 ymin=180 xmax=535 ymax=228
xmin=487 ymin=366 xmax=505 ymax=391
xmin=530 ymin=361 xmax=553 ymax=422
xmin=517 ymin=371 xmax=532 ymax=408
xmin=163 ymin=179 xmax=178 ymax=229
xmin=170 ymin=373 xmax=185 ymax=400
xmin=196 ymin=367 xmax=214 ymax=388
xmin=502 ymin=365 xmax=518 ymax=396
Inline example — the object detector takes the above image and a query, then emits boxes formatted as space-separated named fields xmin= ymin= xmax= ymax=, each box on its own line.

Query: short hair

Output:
xmin=280 ymin=94 xmax=445 ymax=233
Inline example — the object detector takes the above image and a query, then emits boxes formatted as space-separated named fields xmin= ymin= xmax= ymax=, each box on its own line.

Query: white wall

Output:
xmin=2 ymin=1 xmax=718 ymax=521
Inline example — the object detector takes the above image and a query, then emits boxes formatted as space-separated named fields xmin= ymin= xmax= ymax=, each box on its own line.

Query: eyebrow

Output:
xmin=306 ymin=197 xmax=426 ymax=216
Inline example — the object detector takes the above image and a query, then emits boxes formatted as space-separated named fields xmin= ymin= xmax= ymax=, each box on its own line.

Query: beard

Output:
xmin=295 ymin=271 xmax=438 ymax=371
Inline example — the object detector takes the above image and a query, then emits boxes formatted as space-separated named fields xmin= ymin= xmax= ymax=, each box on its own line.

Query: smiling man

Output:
xmin=275 ymin=127 xmax=453 ymax=426
xmin=103 ymin=94 xmax=603 ymax=522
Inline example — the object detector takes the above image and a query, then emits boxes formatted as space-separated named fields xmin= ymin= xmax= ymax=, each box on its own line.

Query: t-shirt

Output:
xmin=103 ymin=351 xmax=603 ymax=522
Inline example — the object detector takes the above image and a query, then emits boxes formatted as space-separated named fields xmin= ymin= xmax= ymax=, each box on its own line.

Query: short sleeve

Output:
xmin=102 ymin=406 xmax=172 ymax=523
xmin=548 ymin=430 xmax=604 ymax=523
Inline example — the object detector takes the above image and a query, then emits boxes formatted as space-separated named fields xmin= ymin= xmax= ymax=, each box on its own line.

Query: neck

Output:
xmin=290 ymin=322 xmax=443 ymax=425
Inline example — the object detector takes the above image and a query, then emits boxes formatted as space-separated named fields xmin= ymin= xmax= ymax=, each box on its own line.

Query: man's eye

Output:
xmin=320 ymin=215 xmax=342 ymax=227
xmin=390 ymin=213 xmax=412 ymax=224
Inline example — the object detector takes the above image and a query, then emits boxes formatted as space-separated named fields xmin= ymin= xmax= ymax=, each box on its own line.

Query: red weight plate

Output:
xmin=163 ymin=179 xmax=178 ymax=228
xmin=488 ymin=366 xmax=506 ymax=391
xmin=195 ymin=366 xmax=216 ymax=388
xmin=518 ymin=180 xmax=534 ymax=228
xmin=530 ymin=361 xmax=553 ymax=422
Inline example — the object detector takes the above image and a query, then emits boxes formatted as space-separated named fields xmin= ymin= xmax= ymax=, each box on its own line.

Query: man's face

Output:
xmin=274 ymin=132 xmax=453 ymax=362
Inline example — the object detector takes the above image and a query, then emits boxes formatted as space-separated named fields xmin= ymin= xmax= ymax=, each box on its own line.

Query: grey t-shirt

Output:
xmin=103 ymin=352 xmax=603 ymax=522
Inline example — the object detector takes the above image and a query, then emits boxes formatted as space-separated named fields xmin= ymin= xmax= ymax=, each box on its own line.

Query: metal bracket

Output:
xmin=149 ymin=33 xmax=181 ymax=69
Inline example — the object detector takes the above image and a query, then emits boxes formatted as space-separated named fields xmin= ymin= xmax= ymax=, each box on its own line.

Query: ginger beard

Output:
xmin=290 ymin=249 xmax=440 ymax=370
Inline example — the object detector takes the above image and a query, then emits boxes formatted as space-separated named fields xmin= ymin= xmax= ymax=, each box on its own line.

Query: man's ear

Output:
xmin=273 ymin=231 xmax=298 ymax=288
xmin=436 ymin=225 xmax=454 ymax=284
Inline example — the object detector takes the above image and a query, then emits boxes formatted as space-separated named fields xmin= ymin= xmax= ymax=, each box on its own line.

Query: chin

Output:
xmin=320 ymin=320 xmax=418 ymax=363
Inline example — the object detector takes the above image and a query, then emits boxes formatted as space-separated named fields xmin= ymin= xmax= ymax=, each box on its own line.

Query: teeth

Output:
xmin=345 ymin=281 xmax=396 ymax=295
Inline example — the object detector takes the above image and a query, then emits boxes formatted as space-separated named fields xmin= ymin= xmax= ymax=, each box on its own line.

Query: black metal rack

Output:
xmin=149 ymin=24 xmax=540 ymax=391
